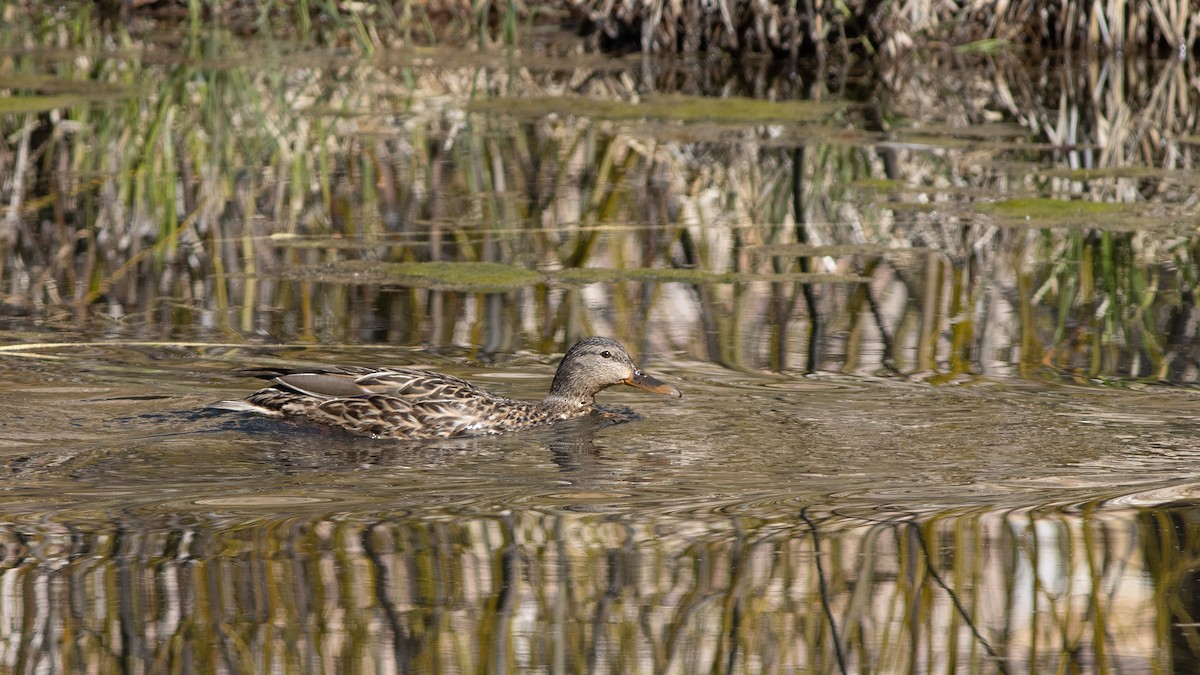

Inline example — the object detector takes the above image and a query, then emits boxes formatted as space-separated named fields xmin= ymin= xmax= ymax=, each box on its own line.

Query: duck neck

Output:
xmin=543 ymin=365 xmax=604 ymax=412
xmin=541 ymin=389 xmax=596 ymax=413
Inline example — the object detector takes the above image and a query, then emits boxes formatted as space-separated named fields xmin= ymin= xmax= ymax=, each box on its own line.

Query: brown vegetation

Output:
xmin=567 ymin=0 xmax=1199 ymax=58
xmin=103 ymin=0 xmax=1200 ymax=58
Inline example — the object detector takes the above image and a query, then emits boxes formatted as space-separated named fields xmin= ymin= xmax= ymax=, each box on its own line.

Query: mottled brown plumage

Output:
xmin=212 ymin=337 xmax=681 ymax=439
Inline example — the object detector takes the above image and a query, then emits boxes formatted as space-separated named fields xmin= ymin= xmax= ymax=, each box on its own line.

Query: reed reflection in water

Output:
xmin=0 ymin=500 xmax=1179 ymax=673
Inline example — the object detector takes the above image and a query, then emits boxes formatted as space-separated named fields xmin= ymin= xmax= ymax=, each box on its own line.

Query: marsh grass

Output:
xmin=568 ymin=0 xmax=1199 ymax=58
xmin=1 ymin=3 xmax=1200 ymax=383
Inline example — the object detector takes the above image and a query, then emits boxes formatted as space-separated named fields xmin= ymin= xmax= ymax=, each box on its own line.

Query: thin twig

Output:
xmin=800 ymin=506 xmax=848 ymax=675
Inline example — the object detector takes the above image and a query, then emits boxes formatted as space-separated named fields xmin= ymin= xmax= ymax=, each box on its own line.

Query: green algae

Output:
xmin=747 ymin=243 xmax=931 ymax=257
xmin=977 ymin=198 xmax=1131 ymax=217
xmin=1036 ymin=167 xmax=1181 ymax=180
xmin=850 ymin=178 xmax=907 ymax=193
xmin=290 ymin=261 xmax=867 ymax=289
xmin=295 ymin=261 xmax=541 ymax=290
xmin=553 ymin=267 xmax=734 ymax=285
xmin=0 ymin=93 xmax=90 ymax=114
xmin=902 ymin=122 xmax=1029 ymax=139
xmin=468 ymin=94 xmax=844 ymax=125
xmin=552 ymin=267 xmax=866 ymax=285
xmin=267 ymin=235 xmax=413 ymax=249
xmin=973 ymin=198 xmax=1156 ymax=230
xmin=0 ymin=75 xmax=128 ymax=96
xmin=0 ymin=76 xmax=130 ymax=114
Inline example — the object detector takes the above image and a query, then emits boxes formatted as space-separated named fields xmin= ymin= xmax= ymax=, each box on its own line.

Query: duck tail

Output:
xmin=206 ymin=400 xmax=284 ymax=417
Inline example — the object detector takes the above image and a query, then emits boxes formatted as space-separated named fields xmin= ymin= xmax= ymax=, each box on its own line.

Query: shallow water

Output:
xmin=1 ymin=338 xmax=1197 ymax=672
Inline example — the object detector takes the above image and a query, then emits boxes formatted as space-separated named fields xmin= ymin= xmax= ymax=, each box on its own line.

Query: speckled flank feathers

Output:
xmin=212 ymin=337 xmax=681 ymax=439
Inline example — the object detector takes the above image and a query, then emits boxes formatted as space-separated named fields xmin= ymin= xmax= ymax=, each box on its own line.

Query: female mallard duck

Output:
xmin=213 ymin=337 xmax=681 ymax=439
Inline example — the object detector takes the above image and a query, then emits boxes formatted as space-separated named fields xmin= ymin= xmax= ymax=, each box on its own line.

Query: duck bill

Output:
xmin=623 ymin=370 xmax=682 ymax=398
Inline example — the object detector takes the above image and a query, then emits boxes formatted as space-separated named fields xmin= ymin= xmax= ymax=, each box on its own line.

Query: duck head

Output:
xmin=543 ymin=336 xmax=682 ymax=409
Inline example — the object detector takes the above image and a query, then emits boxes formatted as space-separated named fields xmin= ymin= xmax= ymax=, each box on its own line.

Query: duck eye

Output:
xmin=600 ymin=351 xmax=612 ymax=359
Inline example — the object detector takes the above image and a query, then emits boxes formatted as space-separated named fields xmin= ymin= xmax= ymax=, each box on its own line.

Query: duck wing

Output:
xmin=310 ymin=392 xmax=540 ymax=438
xmin=238 ymin=366 xmax=495 ymax=402
xmin=222 ymin=366 xmax=535 ymax=438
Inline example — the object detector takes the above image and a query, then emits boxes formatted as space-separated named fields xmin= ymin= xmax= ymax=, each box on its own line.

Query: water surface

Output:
xmin=1 ymin=339 xmax=1196 ymax=672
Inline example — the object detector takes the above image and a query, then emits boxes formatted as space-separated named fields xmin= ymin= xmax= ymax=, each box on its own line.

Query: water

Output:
xmin=4 ymin=9 xmax=1200 ymax=671
xmin=0 ymin=338 xmax=1196 ymax=672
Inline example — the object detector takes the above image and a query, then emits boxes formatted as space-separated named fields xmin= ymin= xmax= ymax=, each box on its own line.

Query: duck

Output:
xmin=212 ymin=336 xmax=681 ymax=439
